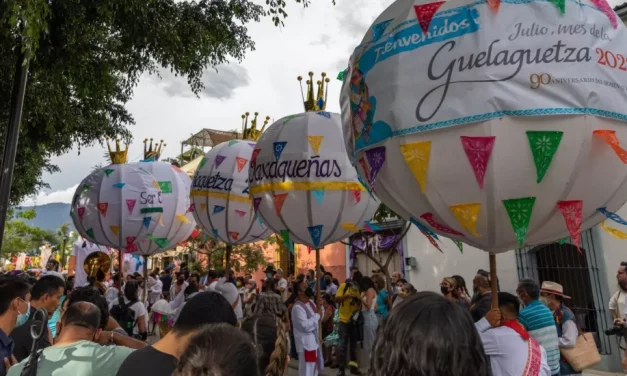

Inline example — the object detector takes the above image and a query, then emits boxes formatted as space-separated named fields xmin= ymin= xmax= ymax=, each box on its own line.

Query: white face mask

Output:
xmin=539 ymin=296 xmax=549 ymax=306
xmin=16 ymin=299 xmax=30 ymax=327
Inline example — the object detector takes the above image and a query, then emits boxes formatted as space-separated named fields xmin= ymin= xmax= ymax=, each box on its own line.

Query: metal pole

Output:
xmin=0 ymin=49 xmax=29 ymax=252
xmin=316 ymin=248 xmax=322 ymax=343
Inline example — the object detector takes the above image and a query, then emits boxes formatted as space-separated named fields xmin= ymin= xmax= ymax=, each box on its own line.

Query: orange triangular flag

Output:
xmin=400 ymin=141 xmax=431 ymax=193
xmin=109 ymin=225 xmax=120 ymax=236
xmin=593 ymin=130 xmax=627 ymax=163
xmin=236 ymin=157 xmax=248 ymax=173
xmin=486 ymin=0 xmax=500 ymax=12
xmin=200 ymin=203 xmax=207 ymax=211
xmin=413 ymin=2 xmax=445 ymax=34
xmin=273 ymin=193 xmax=288 ymax=216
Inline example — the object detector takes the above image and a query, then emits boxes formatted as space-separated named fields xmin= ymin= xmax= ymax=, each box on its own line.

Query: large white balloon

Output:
xmin=191 ymin=140 xmax=272 ymax=244
xmin=71 ymin=164 xmax=163 ymax=251
xmin=129 ymin=161 xmax=196 ymax=255
xmin=249 ymin=112 xmax=379 ymax=248
xmin=341 ymin=0 xmax=627 ymax=253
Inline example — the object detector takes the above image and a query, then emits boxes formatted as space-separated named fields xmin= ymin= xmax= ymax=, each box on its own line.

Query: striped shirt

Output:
xmin=519 ymin=300 xmax=561 ymax=375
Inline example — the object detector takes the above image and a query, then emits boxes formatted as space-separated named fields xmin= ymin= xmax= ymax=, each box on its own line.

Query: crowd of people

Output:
xmin=0 ymin=259 xmax=620 ymax=376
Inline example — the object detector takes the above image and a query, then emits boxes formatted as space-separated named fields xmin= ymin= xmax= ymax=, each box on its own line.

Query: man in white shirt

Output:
xmin=475 ymin=292 xmax=550 ymax=376
xmin=292 ymin=280 xmax=324 ymax=376
xmin=215 ymin=274 xmax=243 ymax=320
xmin=205 ymin=270 xmax=220 ymax=292
xmin=274 ymin=268 xmax=289 ymax=301
xmin=610 ymin=262 xmax=627 ymax=325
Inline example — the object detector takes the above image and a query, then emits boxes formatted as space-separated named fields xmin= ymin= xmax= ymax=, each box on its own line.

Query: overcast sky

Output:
xmin=21 ymin=0 xmax=627 ymax=206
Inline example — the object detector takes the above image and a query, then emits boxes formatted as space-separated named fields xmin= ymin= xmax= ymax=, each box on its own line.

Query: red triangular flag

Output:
xmin=251 ymin=149 xmax=261 ymax=166
xmin=97 ymin=202 xmax=108 ymax=217
xmin=486 ymin=0 xmax=500 ymax=12
xmin=273 ymin=193 xmax=288 ymax=216
xmin=413 ymin=2 xmax=445 ymax=34
xmin=126 ymin=199 xmax=136 ymax=214
xmin=187 ymin=204 xmax=195 ymax=213
xmin=460 ymin=136 xmax=496 ymax=189
xmin=420 ymin=229 xmax=444 ymax=253
xmin=236 ymin=157 xmax=248 ymax=173
xmin=77 ymin=207 xmax=85 ymax=221
xmin=557 ymin=200 xmax=583 ymax=253
xmin=352 ymin=190 xmax=361 ymax=204
xmin=229 ymin=231 xmax=240 ymax=240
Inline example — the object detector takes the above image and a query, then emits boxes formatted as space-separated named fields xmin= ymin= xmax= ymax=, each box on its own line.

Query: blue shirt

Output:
xmin=518 ymin=300 xmax=561 ymax=375
xmin=0 ymin=328 xmax=14 ymax=376
xmin=376 ymin=289 xmax=389 ymax=319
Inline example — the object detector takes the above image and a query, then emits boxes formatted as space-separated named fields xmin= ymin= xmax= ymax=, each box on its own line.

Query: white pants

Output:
xmin=297 ymin=352 xmax=319 ymax=376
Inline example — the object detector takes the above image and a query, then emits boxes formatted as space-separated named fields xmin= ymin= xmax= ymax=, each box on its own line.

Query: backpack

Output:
xmin=110 ymin=297 xmax=137 ymax=336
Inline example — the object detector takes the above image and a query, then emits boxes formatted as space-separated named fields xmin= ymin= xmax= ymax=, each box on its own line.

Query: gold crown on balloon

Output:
xmin=106 ymin=138 xmax=129 ymax=164
xmin=241 ymin=112 xmax=270 ymax=141
xmin=298 ymin=72 xmax=330 ymax=112
xmin=143 ymin=138 xmax=166 ymax=161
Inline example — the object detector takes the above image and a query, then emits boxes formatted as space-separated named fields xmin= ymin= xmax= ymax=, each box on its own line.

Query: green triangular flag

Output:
xmin=548 ymin=0 xmax=565 ymax=13
xmin=85 ymin=228 xmax=95 ymax=240
xmin=337 ymin=70 xmax=346 ymax=81
xmin=526 ymin=131 xmax=563 ymax=183
xmin=198 ymin=158 xmax=207 ymax=170
xmin=81 ymin=184 xmax=91 ymax=196
xmin=228 ymin=140 xmax=238 ymax=147
xmin=558 ymin=237 xmax=569 ymax=245
xmin=104 ymin=169 xmax=114 ymax=177
xmin=453 ymin=240 xmax=463 ymax=253
xmin=147 ymin=234 xmax=168 ymax=248
xmin=503 ymin=197 xmax=536 ymax=247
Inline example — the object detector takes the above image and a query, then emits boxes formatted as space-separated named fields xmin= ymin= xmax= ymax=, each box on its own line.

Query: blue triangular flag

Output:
xmin=255 ymin=214 xmax=264 ymax=227
xmin=143 ymin=217 xmax=152 ymax=229
xmin=409 ymin=217 xmax=439 ymax=240
xmin=113 ymin=183 xmax=125 ymax=189
xmin=372 ymin=19 xmax=393 ymax=40
xmin=242 ymin=186 xmax=249 ymax=195
xmin=312 ymin=190 xmax=325 ymax=205
xmin=211 ymin=229 xmax=219 ymax=238
xmin=213 ymin=205 xmax=225 ymax=214
xmin=316 ymin=111 xmax=331 ymax=119
xmin=307 ymin=224 xmax=323 ymax=248
xmin=365 ymin=221 xmax=382 ymax=231
xmin=228 ymin=140 xmax=238 ymax=146
xmin=273 ymin=141 xmax=287 ymax=161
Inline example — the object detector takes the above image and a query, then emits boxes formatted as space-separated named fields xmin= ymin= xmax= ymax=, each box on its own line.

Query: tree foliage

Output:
xmin=0 ymin=0 xmax=334 ymax=205
xmin=1 ymin=208 xmax=57 ymax=256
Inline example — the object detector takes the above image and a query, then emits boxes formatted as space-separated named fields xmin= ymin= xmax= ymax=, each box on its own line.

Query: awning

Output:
xmin=181 ymin=155 xmax=203 ymax=176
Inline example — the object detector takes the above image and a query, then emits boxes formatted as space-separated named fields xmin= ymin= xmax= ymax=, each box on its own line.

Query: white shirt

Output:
xmin=326 ymin=283 xmax=338 ymax=297
xmin=215 ymin=277 xmax=243 ymax=320
xmin=170 ymin=281 xmax=188 ymax=301
xmin=207 ymin=280 xmax=218 ymax=292
xmin=611 ymin=289 xmax=627 ymax=319
xmin=104 ymin=287 xmax=120 ymax=305
xmin=108 ymin=297 xmax=148 ymax=334
xmin=277 ymin=278 xmax=288 ymax=301
xmin=475 ymin=318 xmax=551 ymax=376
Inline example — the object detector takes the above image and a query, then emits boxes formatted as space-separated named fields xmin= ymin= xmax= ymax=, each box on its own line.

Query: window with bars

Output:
xmin=515 ymin=229 xmax=613 ymax=355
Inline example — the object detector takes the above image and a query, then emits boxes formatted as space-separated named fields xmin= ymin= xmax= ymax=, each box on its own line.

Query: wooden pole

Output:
xmin=489 ymin=253 xmax=498 ymax=309
xmin=316 ymin=248 xmax=322 ymax=343
xmin=118 ymin=250 xmax=124 ymax=281
xmin=225 ymin=244 xmax=232 ymax=278
xmin=143 ymin=256 xmax=148 ymax=305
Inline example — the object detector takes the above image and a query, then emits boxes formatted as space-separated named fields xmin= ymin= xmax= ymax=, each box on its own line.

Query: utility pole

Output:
xmin=0 ymin=48 xmax=30 ymax=252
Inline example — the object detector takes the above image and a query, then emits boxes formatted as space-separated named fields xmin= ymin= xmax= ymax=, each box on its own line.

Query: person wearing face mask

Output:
xmin=539 ymin=282 xmax=581 ymax=376
xmin=392 ymin=282 xmax=417 ymax=309
xmin=440 ymin=277 xmax=468 ymax=309
xmin=324 ymin=273 xmax=337 ymax=298
xmin=0 ymin=276 xmax=31 ymax=376
xmin=264 ymin=265 xmax=277 ymax=281
xmin=292 ymin=280 xmax=324 ymax=376
xmin=170 ymin=272 xmax=188 ymax=301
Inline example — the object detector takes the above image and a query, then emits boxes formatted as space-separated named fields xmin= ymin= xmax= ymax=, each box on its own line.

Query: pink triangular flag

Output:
xmin=235 ymin=209 xmax=246 ymax=218
xmin=420 ymin=213 xmax=465 ymax=237
xmin=251 ymin=149 xmax=261 ymax=166
xmin=125 ymin=199 xmax=136 ymax=214
xmin=236 ymin=157 xmax=248 ymax=173
xmin=187 ymin=204 xmax=195 ymax=213
xmin=557 ymin=200 xmax=583 ymax=253
xmin=486 ymin=0 xmax=501 ymax=12
xmin=460 ymin=136 xmax=496 ymax=189
xmin=229 ymin=231 xmax=240 ymax=240
xmin=413 ymin=2 xmax=445 ymax=34
xmin=591 ymin=0 xmax=618 ymax=29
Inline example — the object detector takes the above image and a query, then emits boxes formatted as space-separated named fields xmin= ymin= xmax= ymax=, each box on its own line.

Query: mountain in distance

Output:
xmin=19 ymin=203 xmax=73 ymax=231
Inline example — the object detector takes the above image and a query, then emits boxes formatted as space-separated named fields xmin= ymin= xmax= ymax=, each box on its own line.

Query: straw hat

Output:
xmin=540 ymin=281 xmax=571 ymax=299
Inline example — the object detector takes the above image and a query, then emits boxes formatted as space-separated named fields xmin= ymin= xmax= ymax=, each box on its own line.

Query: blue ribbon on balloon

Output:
xmin=597 ymin=207 xmax=627 ymax=225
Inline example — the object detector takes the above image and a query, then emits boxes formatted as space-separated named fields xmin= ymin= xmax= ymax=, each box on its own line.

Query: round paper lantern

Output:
xmin=191 ymin=113 xmax=273 ymax=244
xmin=249 ymin=78 xmax=379 ymax=248
xmin=128 ymin=139 xmax=196 ymax=255
xmin=71 ymin=140 xmax=163 ymax=251
xmin=341 ymin=0 xmax=627 ymax=253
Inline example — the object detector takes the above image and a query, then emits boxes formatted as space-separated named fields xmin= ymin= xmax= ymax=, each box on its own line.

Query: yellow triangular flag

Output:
xmin=200 ymin=203 xmax=207 ymax=211
xmin=158 ymin=215 xmax=163 ymax=225
xmin=601 ymin=221 xmax=627 ymax=240
xmin=152 ymin=180 xmax=161 ymax=190
xmin=400 ymin=141 xmax=431 ymax=193
xmin=341 ymin=222 xmax=358 ymax=232
xmin=109 ymin=225 xmax=120 ymax=236
xmin=308 ymin=135 xmax=324 ymax=155
xmin=449 ymin=203 xmax=482 ymax=237
xmin=176 ymin=214 xmax=190 ymax=224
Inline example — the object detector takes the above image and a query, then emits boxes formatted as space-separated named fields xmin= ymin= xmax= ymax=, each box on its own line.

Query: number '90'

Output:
xmin=529 ymin=73 xmax=552 ymax=89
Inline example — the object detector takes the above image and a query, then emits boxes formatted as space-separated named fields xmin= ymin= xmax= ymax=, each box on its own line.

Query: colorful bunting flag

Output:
xmin=400 ymin=141 xmax=431 ymax=193
xmin=308 ymin=225 xmax=323 ymax=248
xmin=273 ymin=193 xmax=288 ymax=216
xmin=235 ymin=210 xmax=246 ymax=218
xmin=200 ymin=203 xmax=207 ymax=211
xmin=236 ymin=157 xmax=248 ymax=173
xmin=591 ymin=0 xmax=618 ymax=28
xmin=77 ymin=207 xmax=86 ymax=221
xmin=273 ymin=142 xmax=287 ymax=161
xmin=187 ymin=204 xmax=195 ymax=213
xmin=352 ymin=190 xmax=361 ymax=204
xmin=229 ymin=232 xmax=240 ymax=240
xmin=342 ymin=223 xmax=358 ymax=232
xmin=248 ymin=143 xmax=256 ymax=149
xmin=308 ymin=136 xmax=324 ymax=155
xmin=365 ymin=221 xmax=382 ymax=231
xmin=548 ymin=0 xmax=565 ymax=13
xmin=593 ymin=130 xmax=627 ymax=163
xmin=557 ymin=200 xmax=583 ymax=252
xmin=597 ymin=207 xmax=627 ymax=225
xmin=502 ymin=197 xmax=536 ymax=247
xmin=420 ymin=213 xmax=465 ymax=237
xmin=96 ymin=202 xmax=109 ymax=217
xmin=154 ymin=237 xmax=168 ymax=248
xmin=487 ymin=0 xmax=501 ymax=12
xmin=211 ymin=229 xmax=219 ymax=238
xmin=419 ymin=229 xmax=443 ymax=253
xmin=526 ymin=131 xmax=563 ymax=183
xmin=251 ymin=149 xmax=261 ymax=166
xmin=158 ymin=215 xmax=163 ymax=225
xmin=312 ymin=190 xmax=325 ymax=205
xmin=363 ymin=223 xmax=375 ymax=233
xmin=372 ymin=19 xmax=393 ymax=40
xmin=213 ymin=205 xmax=225 ymax=214
xmin=365 ymin=146 xmax=386 ymax=186
xmin=453 ymin=240 xmax=464 ymax=253
xmin=600 ymin=221 xmax=627 ymax=239
xmin=143 ymin=217 xmax=152 ymax=229
xmin=337 ymin=70 xmax=346 ymax=81
xmin=460 ymin=136 xmax=495 ymax=189
xmin=558 ymin=237 xmax=569 ymax=245
xmin=152 ymin=180 xmax=161 ymax=191
xmin=123 ymin=199 xmax=135 ymax=214
xmin=104 ymin=169 xmax=114 ymax=177
xmin=283 ymin=115 xmax=299 ymax=125
xmin=85 ymin=228 xmax=95 ymax=240
xmin=198 ymin=157 xmax=207 ymax=169
xmin=109 ymin=225 xmax=120 ymax=236
xmin=158 ymin=181 xmax=173 ymax=194
xmin=228 ymin=140 xmax=239 ymax=147
xmin=112 ymin=183 xmax=125 ymax=189
xmin=176 ymin=214 xmax=190 ymax=223
xmin=279 ymin=229 xmax=294 ymax=254
xmin=316 ymin=111 xmax=331 ymax=119
xmin=253 ymin=197 xmax=262 ymax=213
xmin=215 ymin=155 xmax=226 ymax=168
xmin=81 ymin=184 xmax=90 ymax=196
xmin=409 ymin=217 xmax=439 ymax=240
xmin=413 ymin=2 xmax=445 ymax=34
xmin=449 ymin=203 xmax=482 ymax=237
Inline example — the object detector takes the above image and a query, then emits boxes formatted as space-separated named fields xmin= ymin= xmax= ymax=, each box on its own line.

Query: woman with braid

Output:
xmin=242 ymin=314 xmax=290 ymax=376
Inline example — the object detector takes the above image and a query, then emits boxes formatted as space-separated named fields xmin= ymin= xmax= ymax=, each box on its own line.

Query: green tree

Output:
xmin=51 ymin=222 xmax=76 ymax=269
xmin=0 ymin=0 xmax=334 ymax=205
xmin=1 ymin=208 xmax=58 ymax=256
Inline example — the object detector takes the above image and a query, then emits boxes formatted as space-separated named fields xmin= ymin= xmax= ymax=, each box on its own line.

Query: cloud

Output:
xmin=310 ymin=34 xmax=332 ymax=46
xmin=148 ymin=64 xmax=251 ymax=100
xmin=21 ymin=184 xmax=79 ymax=207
